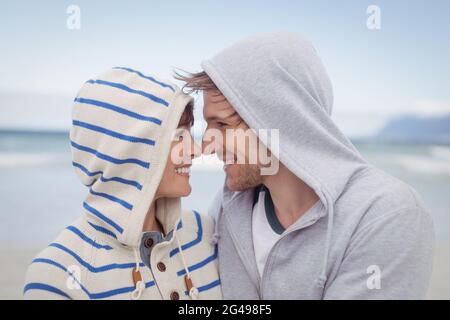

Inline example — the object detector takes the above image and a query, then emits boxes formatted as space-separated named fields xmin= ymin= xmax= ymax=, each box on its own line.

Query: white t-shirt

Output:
xmin=252 ymin=186 xmax=321 ymax=277
xmin=252 ymin=186 xmax=285 ymax=277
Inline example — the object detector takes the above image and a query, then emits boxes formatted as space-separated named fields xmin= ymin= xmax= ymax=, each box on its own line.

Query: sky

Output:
xmin=0 ymin=0 xmax=449 ymax=137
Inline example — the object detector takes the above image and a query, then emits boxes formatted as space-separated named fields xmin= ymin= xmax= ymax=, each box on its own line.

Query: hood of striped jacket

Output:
xmin=70 ymin=67 xmax=192 ymax=248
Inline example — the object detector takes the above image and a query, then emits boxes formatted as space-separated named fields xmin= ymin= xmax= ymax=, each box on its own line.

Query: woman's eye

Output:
xmin=217 ymin=122 xmax=227 ymax=128
xmin=174 ymin=133 xmax=183 ymax=141
xmin=174 ymin=128 xmax=186 ymax=141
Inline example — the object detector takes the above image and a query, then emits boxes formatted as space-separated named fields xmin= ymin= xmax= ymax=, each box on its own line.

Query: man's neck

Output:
xmin=262 ymin=163 xmax=319 ymax=229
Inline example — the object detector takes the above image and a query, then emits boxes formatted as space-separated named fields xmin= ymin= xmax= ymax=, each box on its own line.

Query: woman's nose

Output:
xmin=190 ymin=136 xmax=202 ymax=160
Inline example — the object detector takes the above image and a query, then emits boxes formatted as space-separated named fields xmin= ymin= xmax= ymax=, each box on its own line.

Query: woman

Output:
xmin=23 ymin=67 xmax=222 ymax=300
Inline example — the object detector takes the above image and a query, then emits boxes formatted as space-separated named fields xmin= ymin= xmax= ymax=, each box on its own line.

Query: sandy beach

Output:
xmin=2 ymin=244 xmax=449 ymax=300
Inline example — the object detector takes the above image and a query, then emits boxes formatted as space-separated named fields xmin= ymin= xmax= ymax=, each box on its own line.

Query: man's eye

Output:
xmin=216 ymin=122 xmax=227 ymax=128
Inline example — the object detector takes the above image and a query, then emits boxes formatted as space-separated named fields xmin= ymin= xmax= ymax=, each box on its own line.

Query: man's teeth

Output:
xmin=175 ymin=167 xmax=190 ymax=174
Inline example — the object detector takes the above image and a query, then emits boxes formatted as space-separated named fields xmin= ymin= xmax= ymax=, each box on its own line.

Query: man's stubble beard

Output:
xmin=227 ymin=163 xmax=263 ymax=192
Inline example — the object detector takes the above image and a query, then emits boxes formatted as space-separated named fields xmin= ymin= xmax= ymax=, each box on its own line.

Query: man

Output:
xmin=179 ymin=31 xmax=434 ymax=299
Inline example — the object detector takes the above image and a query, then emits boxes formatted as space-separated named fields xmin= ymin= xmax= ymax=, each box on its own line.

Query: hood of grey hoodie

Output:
xmin=203 ymin=32 xmax=368 ymax=203
xmin=202 ymin=32 xmax=369 ymax=285
xmin=201 ymin=32 xmax=434 ymax=298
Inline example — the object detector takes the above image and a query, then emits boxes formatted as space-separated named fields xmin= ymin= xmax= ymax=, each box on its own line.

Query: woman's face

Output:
xmin=155 ymin=125 xmax=201 ymax=199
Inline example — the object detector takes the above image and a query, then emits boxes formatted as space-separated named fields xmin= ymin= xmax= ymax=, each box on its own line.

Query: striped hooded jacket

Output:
xmin=23 ymin=67 xmax=222 ymax=300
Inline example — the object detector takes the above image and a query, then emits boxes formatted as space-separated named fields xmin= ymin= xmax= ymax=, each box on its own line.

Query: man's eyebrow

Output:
xmin=227 ymin=111 xmax=239 ymax=119
xmin=204 ymin=115 xmax=220 ymax=122
xmin=205 ymin=112 xmax=238 ymax=122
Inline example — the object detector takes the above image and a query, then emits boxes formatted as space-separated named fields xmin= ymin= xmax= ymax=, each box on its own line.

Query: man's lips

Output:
xmin=223 ymin=164 xmax=236 ymax=173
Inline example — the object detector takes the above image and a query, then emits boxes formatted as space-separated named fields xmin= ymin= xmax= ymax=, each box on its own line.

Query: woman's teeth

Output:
xmin=175 ymin=167 xmax=190 ymax=174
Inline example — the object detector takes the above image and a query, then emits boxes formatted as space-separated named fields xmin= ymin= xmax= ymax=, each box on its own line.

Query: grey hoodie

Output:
xmin=202 ymin=32 xmax=434 ymax=299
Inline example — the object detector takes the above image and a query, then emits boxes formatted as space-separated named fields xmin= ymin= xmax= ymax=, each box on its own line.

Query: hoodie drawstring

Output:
xmin=210 ymin=212 xmax=221 ymax=246
xmin=131 ymin=248 xmax=144 ymax=300
xmin=315 ymin=193 xmax=335 ymax=288
xmin=209 ymin=196 xmax=222 ymax=246
xmin=175 ymin=232 xmax=199 ymax=300
xmin=130 ymin=224 xmax=200 ymax=300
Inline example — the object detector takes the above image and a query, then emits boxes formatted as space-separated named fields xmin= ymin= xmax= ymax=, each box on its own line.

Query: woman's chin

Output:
xmin=159 ymin=184 xmax=192 ymax=198
xmin=178 ymin=185 xmax=192 ymax=198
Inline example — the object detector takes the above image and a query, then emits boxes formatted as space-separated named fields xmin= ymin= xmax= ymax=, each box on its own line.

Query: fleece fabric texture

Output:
xmin=203 ymin=32 xmax=434 ymax=299
xmin=24 ymin=67 xmax=221 ymax=300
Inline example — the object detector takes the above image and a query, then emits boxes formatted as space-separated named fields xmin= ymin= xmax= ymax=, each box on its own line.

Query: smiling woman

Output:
xmin=22 ymin=67 xmax=222 ymax=300
xmin=148 ymin=101 xmax=201 ymax=220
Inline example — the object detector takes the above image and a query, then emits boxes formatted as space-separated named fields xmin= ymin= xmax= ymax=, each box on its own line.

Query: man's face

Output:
xmin=202 ymin=90 xmax=263 ymax=191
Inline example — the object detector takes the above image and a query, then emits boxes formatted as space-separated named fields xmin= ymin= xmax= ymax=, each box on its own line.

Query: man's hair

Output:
xmin=175 ymin=71 xmax=219 ymax=94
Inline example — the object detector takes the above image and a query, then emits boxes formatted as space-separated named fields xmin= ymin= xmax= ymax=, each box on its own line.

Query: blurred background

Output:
xmin=0 ymin=0 xmax=449 ymax=299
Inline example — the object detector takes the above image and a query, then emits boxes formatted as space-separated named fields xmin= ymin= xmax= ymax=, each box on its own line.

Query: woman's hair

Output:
xmin=178 ymin=100 xmax=194 ymax=127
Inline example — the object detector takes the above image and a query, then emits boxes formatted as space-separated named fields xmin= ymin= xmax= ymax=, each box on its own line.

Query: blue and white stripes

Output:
xmin=71 ymin=140 xmax=150 ymax=169
xmin=83 ymin=201 xmax=124 ymax=234
xmin=24 ymin=257 xmax=156 ymax=300
xmin=66 ymin=225 xmax=113 ymax=250
xmin=74 ymin=98 xmax=163 ymax=125
xmin=72 ymin=120 xmax=156 ymax=146
xmin=112 ymin=67 xmax=175 ymax=92
xmin=23 ymin=68 xmax=220 ymax=300
xmin=85 ymin=79 xmax=170 ymax=107
xmin=72 ymin=161 xmax=143 ymax=191
xmin=68 ymin=67 xmax=184 ymax=241
xmin=24 ymin=210 xmax=221 ymax=299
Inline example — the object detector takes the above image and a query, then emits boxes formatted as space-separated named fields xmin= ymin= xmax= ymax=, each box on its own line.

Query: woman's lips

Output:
xmin=175 ymin=166 xmax=191 ymax=177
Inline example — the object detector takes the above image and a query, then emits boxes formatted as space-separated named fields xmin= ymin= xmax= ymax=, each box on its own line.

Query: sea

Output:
xmin=1 ymin=131 xmax=449 ymax=248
